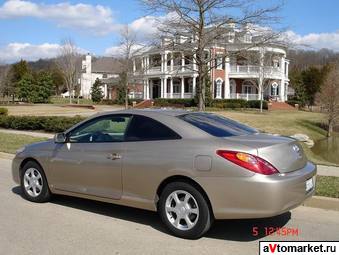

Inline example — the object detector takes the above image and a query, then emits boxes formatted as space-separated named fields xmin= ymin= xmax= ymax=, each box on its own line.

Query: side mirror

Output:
xmin=54 ymin=133 xmax=67 ymax=143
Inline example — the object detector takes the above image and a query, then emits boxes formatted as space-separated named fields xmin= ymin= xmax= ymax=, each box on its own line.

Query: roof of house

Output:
xmin=91 ymin=57 xmax=123 ymax=74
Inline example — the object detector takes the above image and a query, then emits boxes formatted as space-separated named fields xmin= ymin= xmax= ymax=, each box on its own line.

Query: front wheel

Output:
xmin=20 ymin=161 xmax=51 ymax=203
xmin=158 ymin=182 xmax=213 ymax=239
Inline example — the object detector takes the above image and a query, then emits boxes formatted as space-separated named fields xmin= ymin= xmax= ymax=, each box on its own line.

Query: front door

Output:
xmin=152 ymin=80 xmax=161 ymax=98
xmin=50 ymin=115 xmax=132 ymax=199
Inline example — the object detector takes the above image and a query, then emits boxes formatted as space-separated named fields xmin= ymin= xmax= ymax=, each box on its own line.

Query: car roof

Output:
xmin=95 ymin=108 xmax=192 ymax=118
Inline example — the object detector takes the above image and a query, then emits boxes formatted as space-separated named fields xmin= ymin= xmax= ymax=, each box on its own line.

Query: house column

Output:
xmin=193 ymin=53 xmax=196 ymax=71
xmin=104 ymin=84 xmax=108 ymax=99
xmin=146 ymin=55 xmax=150 ymax=74
xmin=181 ymin=76 xmax=185 ymax=98
xmin=170 ymin=77 xmax=173 ymax=98
xmin=192 ymin=76 xmax=196 ymax=98
xmin=160 ymin=78 xmax=164 ymax=98
xmin=133 ymin=59 xmax=136 ymax=74
xmin=146 ymin=79 xmax=150 ymax=99
xmin=224 ymin=57 xmax=230 ymax=99
xmin=143 ymin=80 xmax=147 ymax=99
xmin=161 ymin=54 xmax=164 ymax=72
xmin=164 ymin=78 xmax=167 ymax=98
xmin=164 ymin=53 xmax=168 ymax=73
xmin=280 ymin=79 xmax=285 ymax=102
xmin=170 ymin=52 xmax=174 ymax=72
xmin=181 ymin=52 xmax=185 ymax=72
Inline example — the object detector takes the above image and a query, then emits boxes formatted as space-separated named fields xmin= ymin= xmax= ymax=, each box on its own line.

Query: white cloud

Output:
xmin=0 ymin=42 xmax=58 ymax=63
xmin=284 ymin=30 xmax=339 ymax=52
xmin=0 ymin=0 xmax=117 ymax=35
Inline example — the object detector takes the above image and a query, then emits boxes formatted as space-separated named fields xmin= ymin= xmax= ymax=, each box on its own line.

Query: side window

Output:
xmin=125 ymin=115 xmax=181 ymax=141
xmin=68 ymin=115 xmax=132 ymax=143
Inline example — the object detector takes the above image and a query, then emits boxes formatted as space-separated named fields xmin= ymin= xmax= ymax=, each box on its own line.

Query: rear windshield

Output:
xmin=178 ymin=112 xmax=258 ymax=137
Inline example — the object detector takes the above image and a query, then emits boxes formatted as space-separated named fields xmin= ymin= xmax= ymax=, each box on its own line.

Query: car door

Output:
xmin=50 ymin=114 xmax=132 ymax=200
xmin=121 ymin=114 xmax=183 ymax=202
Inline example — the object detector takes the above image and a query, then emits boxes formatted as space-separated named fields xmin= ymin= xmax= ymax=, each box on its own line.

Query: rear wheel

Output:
xmin=20 ymin=161 xmax=51 ymax=203
xmin=158 ymin=182 xmax=213 ymax=239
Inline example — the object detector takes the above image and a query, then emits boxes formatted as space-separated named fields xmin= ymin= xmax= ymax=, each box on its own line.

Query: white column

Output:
xmin=181 ymin=77 xmax=184 ymax=98
xmin=143 ymin=80 xmax=147 ymax=99
xmin=146 ymin=79 xmax=150 ymax=99
xmin=280 ymin=79 xmax=285 ymax=102
xmin=104 ymin=84 xmax=108 ymax=99
xmin=192 ymin=76 xmax=196 ymax=98
xmin=181 ymin=52 xmax=185 ymax=72
xmin=161 ymin=54 xmax=164 ymax=72
xmin=133 ymin=59 xmax=136 ymax=74
xmin=160 ymin=78 xmax=164 ymax=98
xmin=170 ymin=78 xmax=173 ymax=98
xmin=146 ymin=55 xmax=150 ymax=74
xmin=164 ymin=78 xmax=167 ymax=98
xmin=164 ymin=53 xmax=168 ymax=73
xmin=224 ymin=57 xmax=230 ymax=99
xmin=193 ymin=53 xmax=196 ymax=71
xmin=170 ymin=52 xmax=174 ymax=72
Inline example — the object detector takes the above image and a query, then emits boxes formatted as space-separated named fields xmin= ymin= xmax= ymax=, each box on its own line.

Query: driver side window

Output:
xmin=68 ymin=115 xmax=131 ymax=143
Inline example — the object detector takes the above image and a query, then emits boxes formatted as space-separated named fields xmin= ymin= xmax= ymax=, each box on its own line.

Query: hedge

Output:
xmin=153 ymin=98 xmax=268 ymax=109
xmin=0 ymin=107 xmax=8 ymax=116
xmin=0 ymin=115 xmax=85 ymax=133
xmin=286 ymin=100 xmax=301 ymax=108
xmin=100 ymin=99 xmax=144 ymax=106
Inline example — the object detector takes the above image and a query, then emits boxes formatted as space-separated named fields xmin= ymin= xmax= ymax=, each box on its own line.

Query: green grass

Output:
xmin=316 ymin=176 xmax=339 ymax=198
xmin=50 ymin=97 xmax=94 ymax=105
xmin=0 ymin=132 xmax=47 ymax=154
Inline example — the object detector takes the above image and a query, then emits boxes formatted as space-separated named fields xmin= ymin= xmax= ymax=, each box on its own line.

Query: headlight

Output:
xmin=16 ymin=146 xmax=26 ymax=154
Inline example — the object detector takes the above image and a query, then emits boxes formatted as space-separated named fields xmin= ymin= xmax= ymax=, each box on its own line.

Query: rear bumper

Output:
xmin=195 ymin=161 xmax=317 ymax=219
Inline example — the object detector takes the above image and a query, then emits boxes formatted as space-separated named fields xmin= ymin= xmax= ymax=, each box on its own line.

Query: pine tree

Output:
xmin=91 ymin=78 xmax=104 ymax=103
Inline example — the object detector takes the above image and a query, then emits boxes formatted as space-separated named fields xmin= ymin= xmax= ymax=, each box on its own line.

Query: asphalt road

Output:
xmin=0 ymin=158 xmax=338 ymax=255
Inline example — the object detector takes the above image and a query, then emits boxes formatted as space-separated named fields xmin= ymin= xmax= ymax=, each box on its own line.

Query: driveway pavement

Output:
xmin=0 ymin=158 xmax=339 ymax=255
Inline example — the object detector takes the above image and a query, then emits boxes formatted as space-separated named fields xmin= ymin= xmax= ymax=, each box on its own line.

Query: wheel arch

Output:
xmin=19 ymin=157 xmax=44 ymax=174
xmin=156 ymin=175 xmax=214 ymax=218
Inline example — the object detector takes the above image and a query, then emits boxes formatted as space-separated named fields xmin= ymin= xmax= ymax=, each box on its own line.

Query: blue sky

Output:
xmin=0 ymin=0 xmax=338 ymax=63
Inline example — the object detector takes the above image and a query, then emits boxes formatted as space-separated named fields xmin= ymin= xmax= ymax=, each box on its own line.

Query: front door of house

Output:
xmin=152 ymin=80 xmax=161 ymax=99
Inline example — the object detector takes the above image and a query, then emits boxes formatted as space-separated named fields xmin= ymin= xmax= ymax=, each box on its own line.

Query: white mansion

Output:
xmin=132 ymin=26 xmax=290 ymax=102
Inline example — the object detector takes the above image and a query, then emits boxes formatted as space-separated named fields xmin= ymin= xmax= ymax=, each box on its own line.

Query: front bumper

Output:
xmin=195 ymin=162 xmax=317 ymax=220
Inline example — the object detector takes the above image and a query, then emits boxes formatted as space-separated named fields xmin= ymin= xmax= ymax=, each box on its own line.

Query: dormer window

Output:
xmin=243 ymin=33 xmax=252 ymax=43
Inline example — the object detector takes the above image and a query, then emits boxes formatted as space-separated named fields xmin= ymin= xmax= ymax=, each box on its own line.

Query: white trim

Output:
xmin=215 ymin=78 xmax=223 ymax=99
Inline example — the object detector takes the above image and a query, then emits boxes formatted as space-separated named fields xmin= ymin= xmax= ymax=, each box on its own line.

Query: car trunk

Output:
xmin=224 ymin=133 xmax=308 ymax=173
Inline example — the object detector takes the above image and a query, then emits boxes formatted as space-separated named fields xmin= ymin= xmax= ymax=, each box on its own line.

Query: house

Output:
xmin=80 ymin=54 xmax=143 ymax=100
xmin=132 ymin=25 xmax=290 ymax=102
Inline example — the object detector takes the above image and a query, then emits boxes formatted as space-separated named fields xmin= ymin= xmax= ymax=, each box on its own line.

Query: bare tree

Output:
xmin=140 ymin=0 xmax=282 ymax=111
xmin=117 ymin=25 xmax=146 ymax=109
xmin=317 ymin=64 xmax=339 ymax=137
xmin=55 ymin=39 xmax=81 ymax=104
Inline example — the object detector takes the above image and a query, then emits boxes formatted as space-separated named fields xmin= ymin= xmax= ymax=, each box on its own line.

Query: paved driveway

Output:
xmin=0 ymin=158 xmax=338 ymax=255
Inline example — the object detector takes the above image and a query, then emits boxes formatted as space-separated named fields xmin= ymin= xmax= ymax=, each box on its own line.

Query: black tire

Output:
xmin=158 ymin=181 xmax=213 ymax=239
xmin=20 ymin=161 xmax=51 ymax=203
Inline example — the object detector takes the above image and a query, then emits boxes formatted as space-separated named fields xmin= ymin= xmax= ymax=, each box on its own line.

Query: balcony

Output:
xmin=230 ymin=93 xmax=259 ymax=101
xmin=229 ymin=65 xmax=283 ymax=78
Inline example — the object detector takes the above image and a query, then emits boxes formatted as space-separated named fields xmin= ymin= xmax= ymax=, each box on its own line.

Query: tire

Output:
xmin=20 ymin=161 xmax=51 ymax=203
xmin=158 ymin=181 xmax=213 ymax=239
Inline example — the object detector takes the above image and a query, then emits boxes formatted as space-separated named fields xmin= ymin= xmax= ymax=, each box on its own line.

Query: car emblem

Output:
xmin=292 ymin=144 xmax=300 ymax=153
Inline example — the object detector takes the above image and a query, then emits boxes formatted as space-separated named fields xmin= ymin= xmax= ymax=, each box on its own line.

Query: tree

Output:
xmin=317 ymin=65 xmax=339 ymax=137
xmin=55 ymin=39 xmax=81 ymax=104
xmin=117 ymin=25 xmax=144 ymax=109
xmin=117 ymin=72 xmax=128 ymax=105
xmin=0 ymin=65 xmax=10 ymax=101
xmin=91 ymin=78 xmax=104 ymax=103
xmin=16 ymin=71 xmax=53 ymax=103
xmin=141 ymin=0 xmax=281 ymax=111
xmin=6 ymin=60 xmax=31 ymax=102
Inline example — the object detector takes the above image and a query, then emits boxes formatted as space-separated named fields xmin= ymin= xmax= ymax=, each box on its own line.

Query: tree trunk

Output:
xmin=327 ymin=120 xmax=333 ymax=137
xmin=260 ymin=91 xmax=264 ymax=113
xmin=125 ymin=82 xmax=129 ymax=110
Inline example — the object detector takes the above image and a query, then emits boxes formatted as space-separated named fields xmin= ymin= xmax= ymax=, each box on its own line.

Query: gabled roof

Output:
xmin=92 ymin=57 xmax=123 ymax=74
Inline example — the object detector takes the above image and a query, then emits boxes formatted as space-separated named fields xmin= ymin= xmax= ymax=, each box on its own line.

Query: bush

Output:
xmin=0 ymin=115 xmax=85 ymax=133
xmin=0 ymin=108 xmax=8 ymax=116
xmin=246 ymin=100 xmax=268 ymax=110
xmin=100 ymin=99 xmax=144 ymax=106
xmin=154 ymin=98 xmax=196 ymax=107
xmin=210 ymin=99 xmax=267 ymax=109
xmin=287 ymin=100 xmax=301 ymax=108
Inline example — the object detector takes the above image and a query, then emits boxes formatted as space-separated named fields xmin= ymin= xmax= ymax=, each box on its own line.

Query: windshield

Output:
xmin=178 ymin=112 xmax=258 ymax=137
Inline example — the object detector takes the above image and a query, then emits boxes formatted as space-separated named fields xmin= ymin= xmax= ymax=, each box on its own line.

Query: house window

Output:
xmin=271 ymin=83 xmax=279 ymax=96
xmin=215 ymin=80 xmax=222 ymax=99
xmin=184 ymin=78 xmax=193 ymax=93
xmin=216 ymin=57 xmax=223 ymax=70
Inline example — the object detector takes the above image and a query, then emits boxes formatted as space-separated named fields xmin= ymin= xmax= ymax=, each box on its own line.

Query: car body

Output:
xmin=12 ymin=109 xmax=316 ymax=239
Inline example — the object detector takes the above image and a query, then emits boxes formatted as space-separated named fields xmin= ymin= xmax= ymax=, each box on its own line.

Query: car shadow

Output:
xmin=12 ymin=186 xmax=291 ymax=241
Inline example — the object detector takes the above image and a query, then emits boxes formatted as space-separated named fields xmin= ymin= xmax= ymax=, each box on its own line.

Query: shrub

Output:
xmin=154 ymin=98 xmax=196 ymax=107
xmin=0 ymin=107 xmax=8 ymax=116
xmin=246 ymin=100 xmax=268 ymax=110
xmin=209 ymin=99 xmax=267 ymax=109
xmin=287 ymin=100 xmax=301 ymax=108
xmin=0 ymin=115 xmax=84 ymax=133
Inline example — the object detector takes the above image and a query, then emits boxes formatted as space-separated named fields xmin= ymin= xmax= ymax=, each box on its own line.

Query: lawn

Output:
xmin=316 ymin=176 xmax=339 ymax=198
xmin=212 ymin=109 xmax=335 ymax=165
xmin=0 ymin=132 xmax=47 ymax=154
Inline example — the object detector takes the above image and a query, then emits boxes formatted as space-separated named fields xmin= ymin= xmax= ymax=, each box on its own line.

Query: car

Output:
xmin=12 ymin=109 xmax=316 ymax=239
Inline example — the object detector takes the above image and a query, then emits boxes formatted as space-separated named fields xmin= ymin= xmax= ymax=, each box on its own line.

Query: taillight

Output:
xmin=216 ymin=150 xmax=279 ymax=175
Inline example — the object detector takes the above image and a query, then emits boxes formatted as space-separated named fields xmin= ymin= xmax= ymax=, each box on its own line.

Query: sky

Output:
xmin=0 ymin=0 xmax=339 ymax=63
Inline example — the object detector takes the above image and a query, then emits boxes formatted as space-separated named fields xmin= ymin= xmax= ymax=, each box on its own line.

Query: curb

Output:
xmin=303 ymin=196 xmax=339 ymax=211
xmin=0 ymin=152 xmax=14 ymax=160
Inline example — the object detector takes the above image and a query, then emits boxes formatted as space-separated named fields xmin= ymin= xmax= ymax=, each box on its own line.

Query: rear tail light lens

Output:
xmin=216 ymin=150 xmax=279 ymax=175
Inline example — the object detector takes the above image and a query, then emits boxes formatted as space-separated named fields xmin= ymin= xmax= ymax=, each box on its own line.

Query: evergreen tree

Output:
xmin=91 ymin=78 xmax=104 ymax=103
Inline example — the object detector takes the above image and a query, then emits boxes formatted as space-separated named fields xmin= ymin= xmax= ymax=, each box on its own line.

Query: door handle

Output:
xmin=107 ymin=153 xmax=122 ymax=160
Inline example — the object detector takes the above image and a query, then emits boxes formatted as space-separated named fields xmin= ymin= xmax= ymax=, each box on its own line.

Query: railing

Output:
xmin=229 ymin=65 xmax=283 ymax=77
xmin=230 ymin=93 xmax=259 ymax=101
xmin=148 ymin=66 xmax=161 ymax=74
xmin=164 ymin=93 xmax=193 ymax=99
